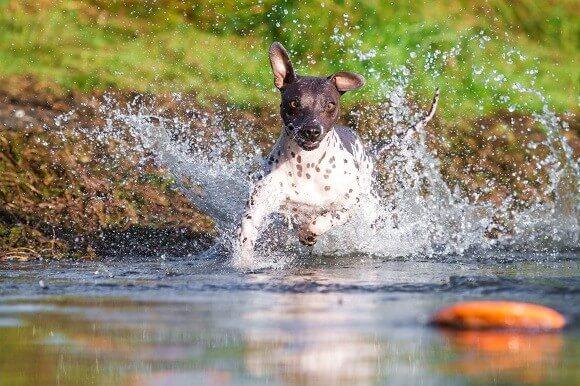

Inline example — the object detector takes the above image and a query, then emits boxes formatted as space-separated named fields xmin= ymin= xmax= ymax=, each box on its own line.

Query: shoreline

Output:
xmin=0 ymin=78 xmax=578 ymax=260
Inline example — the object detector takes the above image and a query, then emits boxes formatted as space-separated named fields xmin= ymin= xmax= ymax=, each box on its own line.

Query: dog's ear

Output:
xmin=269 ymin=42 xmax=296 ymax=89
xmin=329 ymin=72 xmax=365 ymax=94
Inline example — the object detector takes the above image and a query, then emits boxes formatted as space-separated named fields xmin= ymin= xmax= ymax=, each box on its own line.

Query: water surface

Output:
xmin=1 ymin=251 xmax=579 ymax=385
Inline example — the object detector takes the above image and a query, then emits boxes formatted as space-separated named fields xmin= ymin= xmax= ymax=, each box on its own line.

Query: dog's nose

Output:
xmin=304 ymin=125 xmax=322 ymax=141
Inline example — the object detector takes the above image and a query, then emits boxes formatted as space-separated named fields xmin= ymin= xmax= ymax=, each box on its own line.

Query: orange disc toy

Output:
xmin=430 ymin=301 xmax=566 ymax=330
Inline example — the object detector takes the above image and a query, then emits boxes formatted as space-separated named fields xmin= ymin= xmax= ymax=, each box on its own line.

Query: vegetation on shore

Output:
xmin=1 ymin=77 xmax=577 ymax=260
xmin=0 ymin=0 xmax=578 ymax=119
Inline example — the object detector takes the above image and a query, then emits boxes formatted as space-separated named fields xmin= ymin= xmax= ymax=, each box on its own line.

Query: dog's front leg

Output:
xmin=298 ymin=193 xmax=361 ymax=246
xmin=236 ymin=173 xmax=285 ymax=268
xmin=298 ymin=209 xmax=354 ymax=246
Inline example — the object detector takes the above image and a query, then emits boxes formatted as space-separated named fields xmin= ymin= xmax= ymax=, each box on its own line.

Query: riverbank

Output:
xmin=0 ymin=78 xmax=217 ymax=260
xmin=1 ymin=77 xmax=578 ymax=260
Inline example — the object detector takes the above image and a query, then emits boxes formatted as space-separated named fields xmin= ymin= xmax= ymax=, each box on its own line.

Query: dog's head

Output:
xmin=269 ymin=42 xmax=365 ymax=151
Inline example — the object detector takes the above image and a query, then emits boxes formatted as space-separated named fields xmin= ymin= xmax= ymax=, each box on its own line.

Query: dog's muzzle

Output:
xmin=286 ymin=123 xmax=323 ymax=151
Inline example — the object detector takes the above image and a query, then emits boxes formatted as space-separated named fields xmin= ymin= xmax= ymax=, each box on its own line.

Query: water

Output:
xmin=1 ymin=252 xmax=579 ymax=385
xmin=2 ymin=32 xmax=579 ymax=385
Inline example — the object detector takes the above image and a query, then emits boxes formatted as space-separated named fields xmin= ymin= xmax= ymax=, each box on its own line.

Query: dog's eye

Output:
xmin=326 ymin=101 xmax=336 ymax=111
xmin=289 ymin=100 xmax=299 ymax=109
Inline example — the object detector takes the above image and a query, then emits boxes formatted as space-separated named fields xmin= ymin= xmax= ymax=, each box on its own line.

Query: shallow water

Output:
xmin=1 ymin=251 xmax=579 ymax=385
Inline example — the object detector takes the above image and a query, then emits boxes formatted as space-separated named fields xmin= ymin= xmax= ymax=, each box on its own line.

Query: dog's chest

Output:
xmin=275 ymin=144 xmax=360 ymax=212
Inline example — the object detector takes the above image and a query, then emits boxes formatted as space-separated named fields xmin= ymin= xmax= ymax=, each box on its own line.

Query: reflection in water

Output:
xmin=237 ymin=263 xmax=426 ymax=384
xmin=243 ymin=293 xmax=380 ymax=386
xmin=439 ymin=329 xmax=565 ymax=384
xmin=4 ymin=296 xmax=577 ymax=386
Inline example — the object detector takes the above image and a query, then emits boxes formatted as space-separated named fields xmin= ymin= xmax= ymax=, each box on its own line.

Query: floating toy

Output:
xmin=430 ymin=301 xmax=566 ymax=330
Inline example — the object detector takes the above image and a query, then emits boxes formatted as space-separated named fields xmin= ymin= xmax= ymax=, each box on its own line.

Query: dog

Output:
xmin=236 ymin=42 xmax=439 ymax=267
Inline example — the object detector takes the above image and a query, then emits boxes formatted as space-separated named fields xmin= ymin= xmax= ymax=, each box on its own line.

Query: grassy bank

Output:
xmin=1 ymin=78 xmax=577 ymax=260
xmin=0 ymin=0 xmax=578 ymax=120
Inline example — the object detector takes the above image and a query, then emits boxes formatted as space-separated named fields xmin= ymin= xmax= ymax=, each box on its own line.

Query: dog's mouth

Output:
xmin=294 ymin=136 xmax=321 ymax=150
xmin=285 ymin=125 xmax=322 ymax=151
xmin=299 ymin=140 xmax=321 ymax=151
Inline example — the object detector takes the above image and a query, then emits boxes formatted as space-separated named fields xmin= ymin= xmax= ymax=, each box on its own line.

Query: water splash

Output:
xmin=65 ymin=36 xmax=578 ymax=268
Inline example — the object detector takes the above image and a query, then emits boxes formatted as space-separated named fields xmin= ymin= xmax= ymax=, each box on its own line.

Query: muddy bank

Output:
xmin=0 ymin=78 xmax=217 ymax=260
xmin=0 ymin=77 xmax=578 ymax=260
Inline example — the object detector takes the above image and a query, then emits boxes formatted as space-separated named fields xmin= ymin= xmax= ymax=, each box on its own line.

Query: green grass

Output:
xmin=0 ymin=0 xmax=577 ymax=120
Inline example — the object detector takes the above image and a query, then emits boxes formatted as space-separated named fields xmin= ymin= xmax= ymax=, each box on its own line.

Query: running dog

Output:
xmin=236 ymin=42 xmax=438 ymax=267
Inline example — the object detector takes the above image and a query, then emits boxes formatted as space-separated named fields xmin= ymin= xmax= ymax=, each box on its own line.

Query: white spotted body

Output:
xmin=237 ymin=125 xmax=373 ymax=266
xmin=272 ymin=128 xmax=371 ymax=221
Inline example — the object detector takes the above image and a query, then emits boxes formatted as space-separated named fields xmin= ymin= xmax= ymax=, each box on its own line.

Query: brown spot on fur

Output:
xmin=324 ymin=186 xmax=330 ymax=191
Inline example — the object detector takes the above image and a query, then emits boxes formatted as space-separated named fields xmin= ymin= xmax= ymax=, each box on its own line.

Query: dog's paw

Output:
xmin=298 ymin=229 xmax=318 ymax=246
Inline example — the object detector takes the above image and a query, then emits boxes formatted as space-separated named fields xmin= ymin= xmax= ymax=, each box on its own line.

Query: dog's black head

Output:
xmin=269 ymin=42 xmax=365 ymax=151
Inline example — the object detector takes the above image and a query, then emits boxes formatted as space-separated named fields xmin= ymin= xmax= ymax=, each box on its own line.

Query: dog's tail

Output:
xmin=375 ymin=88 xmax=440 ymax=157
xmin=415 ymin=88 xmax=440 ymax=130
